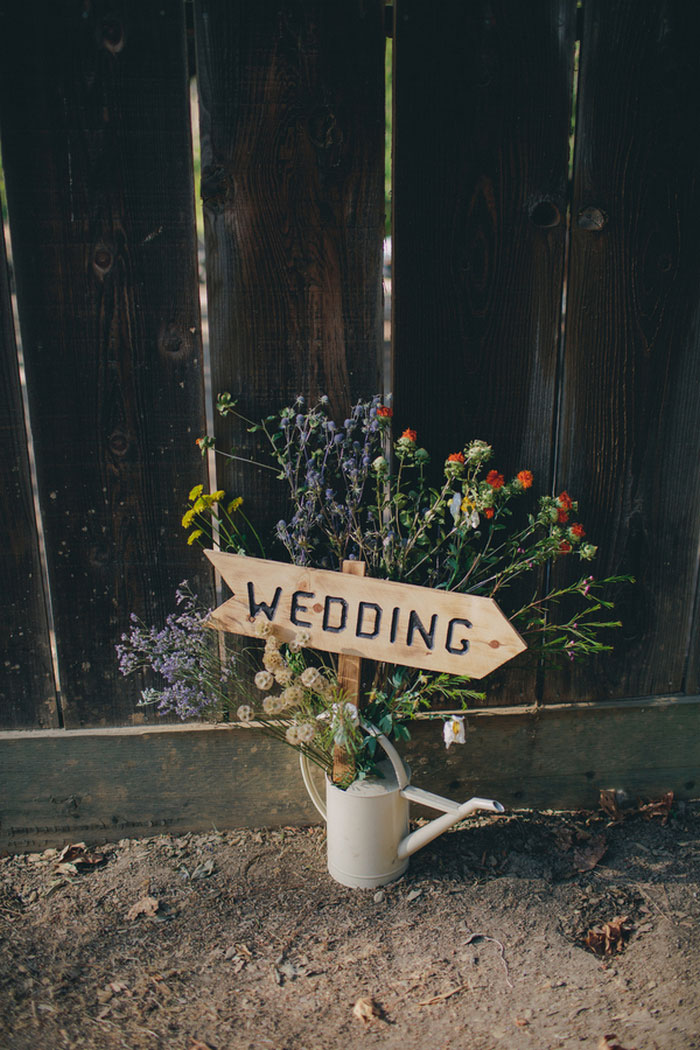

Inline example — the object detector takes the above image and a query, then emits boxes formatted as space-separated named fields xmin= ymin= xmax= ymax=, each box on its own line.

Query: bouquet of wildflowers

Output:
xmin=118 ymin=395 xmax=629 ymax=784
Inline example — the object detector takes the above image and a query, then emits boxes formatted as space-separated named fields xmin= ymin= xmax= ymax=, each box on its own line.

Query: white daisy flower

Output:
xmin=443 ymin=715 xmax=466 ymax=749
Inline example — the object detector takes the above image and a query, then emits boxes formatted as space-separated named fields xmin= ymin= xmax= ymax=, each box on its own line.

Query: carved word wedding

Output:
xmin=205 ymin=551 xmax=526 ymax=679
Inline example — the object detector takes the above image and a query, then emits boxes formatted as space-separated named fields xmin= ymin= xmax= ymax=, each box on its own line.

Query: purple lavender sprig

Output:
xmin=116 ymin=584 xmax=235 ymax=720
xmin=269 ymin=395 xmax=389 ymax=569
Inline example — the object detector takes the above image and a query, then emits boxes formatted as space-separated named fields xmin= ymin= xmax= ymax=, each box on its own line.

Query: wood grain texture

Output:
xmin=336 ymin=559 xmax=366 ymax=702
xmin=0 ymin=204 xmax=57 ymax=728
xmin=392 ymin=0 xmax=574 ymax=471
xmin=2 ymin=695 xmax=697 ymax=851
xmin=0 ymin=2 xmax=211 ymax=726
xmin=0 ymin=724 xmax=314 ymax=853
xmin=206 ymin=549 xmax=527 ymax=678
xmin=193 ymin=0 xmax=385 ymax=545
xmin=550 ymin=0 xmax=700 ymax=701
xmin=392 ymin=0 xmax=576 ymax=705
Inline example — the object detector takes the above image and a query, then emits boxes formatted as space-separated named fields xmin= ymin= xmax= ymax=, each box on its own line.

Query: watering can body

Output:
xmin=304 ymin=730 xmax=505 ymax=889
xmin=326 ymin=759 xmax=410 ymax=888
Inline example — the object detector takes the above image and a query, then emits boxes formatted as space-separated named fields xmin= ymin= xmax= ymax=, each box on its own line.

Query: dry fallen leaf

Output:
xmin=56 ymin=843 xmax=105 ymax=869
xmin=599 ymin=789 xmax=625 ymax=822
xmin=585 ymin=915 xmax=631 ymax=956
xmin=126 ymin=895 xmax=160 ymax=921
xmin=638 ymin=791 xmax=673 ymax=824
xmin=598 ymin=1035 xmax=637 ymax=1050
xmin=57 ymin=842 xmax=87 ymax=862
xmin=353 ymin=996 xmax=381 ymax=1023
xmin=55 ymin=862 xmax=79 ymax=877
xmin=553 ymin=825 xmax=575 ymax=851
xmin=191 ymin=858 xmax=215 ymax=879
xmin=573 ymin=832 xmax=607 ymax=872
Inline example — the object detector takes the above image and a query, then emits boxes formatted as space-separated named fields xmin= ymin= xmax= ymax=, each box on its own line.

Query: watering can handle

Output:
xmin=298 ymin=750 xmax=327 ymax=819
xmin=298 ymin=721 xmax=408 ymax=821
xmin=361 ymin=720 xmax=409 ymax=788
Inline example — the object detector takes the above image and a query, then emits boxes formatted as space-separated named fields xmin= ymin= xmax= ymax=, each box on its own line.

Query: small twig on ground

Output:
xmin=637 ymin=885 xmax=676 ymax=926
xmin=417 ymin=980 xmax=472 ymax=1006
xmin=465 ymin=931 xmax=514 ymax=989
xmin=489 ymin=936 xmax=514 ymax=989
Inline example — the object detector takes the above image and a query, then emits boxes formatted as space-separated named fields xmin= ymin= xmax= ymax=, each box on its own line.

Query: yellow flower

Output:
xmin=181 ymin=507 xmax=196 ymax=528
xmin=187 ymin=529 xmax=204 ymax=545
xmin=192 ymin=497 xmax=206 ymax=513
xmin=188 ymin=484 xmax=204 ymax=502
xmin=461 ymin=495 xmax=480 ymax=530
xmin=211 ymin=490 xmax=226 ymax=503
xmin=227 ymin=496 xmax=243 ymax=513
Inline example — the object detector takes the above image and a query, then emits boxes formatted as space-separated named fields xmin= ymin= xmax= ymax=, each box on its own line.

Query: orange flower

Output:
xmin=558 ymin=491 xmax=574 ymax=510
xmin=484 ymin=507 xmax=495 ymax=519
xmin=401 ymin=428 xmax=417 ymax=443
xmin=377 ymin=405 xmax=393 ymax=418
xmin=571 ymin=522 xmax=585 ymax=538
xmin=517 ymin=469 xmax=533 ymax=489
xmin=447 ymin=451 xmax=465 ymax=463
xmin=559 ymin=540 xmax=572 ymax=554
xmin=486 ymin=470 xmax=505 ymax=489
xmin=557 ymin=508 xmax=569 ymax=524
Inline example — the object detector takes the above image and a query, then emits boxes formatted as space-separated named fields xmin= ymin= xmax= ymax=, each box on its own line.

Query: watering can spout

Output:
xmin=397 ymin=788 xmax=505 ymax=861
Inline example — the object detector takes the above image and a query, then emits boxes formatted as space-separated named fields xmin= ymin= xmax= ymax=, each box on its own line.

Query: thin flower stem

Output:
xmin=238 ymin=510 xmax=267 ymax=558
xmin=214 ymin=448 xmax=278 ymax=473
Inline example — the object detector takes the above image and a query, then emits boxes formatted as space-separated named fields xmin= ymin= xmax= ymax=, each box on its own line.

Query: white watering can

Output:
xmin=299 ymin=725 xmax=504 ymax=889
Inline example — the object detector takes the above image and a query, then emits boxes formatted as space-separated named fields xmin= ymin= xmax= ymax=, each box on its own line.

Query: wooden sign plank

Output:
xmin=205 ymin=550 xmax=526 ymax=680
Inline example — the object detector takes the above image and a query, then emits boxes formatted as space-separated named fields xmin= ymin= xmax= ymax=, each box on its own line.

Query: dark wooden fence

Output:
xmin=2 ymin=0 xmax=699 ymax=847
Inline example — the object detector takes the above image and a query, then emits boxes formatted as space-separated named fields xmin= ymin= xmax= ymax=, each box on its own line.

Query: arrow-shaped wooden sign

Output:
xmin=205 ymin=550 xmax=526 ymax=679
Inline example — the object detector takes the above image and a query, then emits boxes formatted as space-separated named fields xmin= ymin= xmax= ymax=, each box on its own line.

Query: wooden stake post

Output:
xmin=334 ymin=560 xmax=366 ymax=784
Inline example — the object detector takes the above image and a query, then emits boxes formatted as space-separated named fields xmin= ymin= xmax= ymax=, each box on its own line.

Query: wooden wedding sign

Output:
xmin=205 ymin=550 xmax=526 ymax=680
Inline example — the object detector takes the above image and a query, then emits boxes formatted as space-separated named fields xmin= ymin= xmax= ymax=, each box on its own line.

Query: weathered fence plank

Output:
xmin=2 ymin=695 xmax=697 ymax=852
xmin=550 ymin=0 xmax=700 ymax=701
xmin=193 ymin=0 xmax=385 ymax=542
xmin=392 ymin=0 xmax=576 ymax=704
xmin=0 ymin=209 xmax=57 ymax=728
xmin=0 ymin=1 xmax=210 ymax=727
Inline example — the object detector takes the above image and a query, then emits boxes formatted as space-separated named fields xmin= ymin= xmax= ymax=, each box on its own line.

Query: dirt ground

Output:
xmin=1 ymin=797 xmax=699 ymax=1050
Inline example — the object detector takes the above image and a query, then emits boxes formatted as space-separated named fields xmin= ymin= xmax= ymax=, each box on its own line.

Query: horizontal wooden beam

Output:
xmin=1 ymin=696 xmax=698 ymax=853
